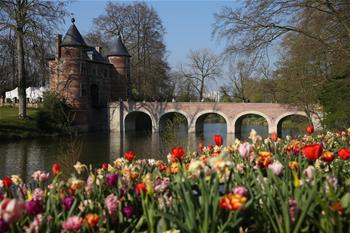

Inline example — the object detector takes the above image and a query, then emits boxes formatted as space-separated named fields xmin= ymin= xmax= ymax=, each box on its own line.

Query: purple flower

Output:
xmin=0 ymin=218 xmax=9 ymax=233
xmin=122 ymin=205 xmax=134 ymax=218
xmin=232 ymin=186 xmax=249 ymax=197
xmin=25 ymin=200 xmax=43 ymax=216
xmin=62 ymin=196 xmax=75 ymax=211
xmin=105 ymin=174 xmax=118 ymax=187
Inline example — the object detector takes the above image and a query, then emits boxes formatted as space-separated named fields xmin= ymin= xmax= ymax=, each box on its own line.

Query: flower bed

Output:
xmin=1 ymin=129 xmax=350 ymax=232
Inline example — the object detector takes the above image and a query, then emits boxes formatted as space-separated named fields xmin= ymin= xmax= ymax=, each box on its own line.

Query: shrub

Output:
xmin=36 ymin=93 xmax=73 ymax=132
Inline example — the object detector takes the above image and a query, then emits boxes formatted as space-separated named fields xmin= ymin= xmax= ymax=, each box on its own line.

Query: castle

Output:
xmin=48 ymin=19 xmax=130 ymax=130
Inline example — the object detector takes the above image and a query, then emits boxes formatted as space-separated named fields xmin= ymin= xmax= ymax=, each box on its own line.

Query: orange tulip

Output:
xmin=271 ymin=132 xmax=278 ymax=142
xmin=322 ymin=151 xmax=335 ymax=162
xmin=85 ymin=214 xmax=99 ymax=228
xmin=219 ymin=194 xmax=247 ymax=211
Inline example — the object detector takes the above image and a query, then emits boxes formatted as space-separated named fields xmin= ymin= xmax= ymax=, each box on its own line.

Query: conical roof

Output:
xmin=106 ymin=35 xmax=131 ymax=57
xmin=61 ymin=18 xmax=87 ymax=47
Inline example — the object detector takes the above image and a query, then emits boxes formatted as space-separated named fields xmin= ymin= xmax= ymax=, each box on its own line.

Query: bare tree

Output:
xmin=87 ymin=2 xmax=169 ymax=100
xmin=181 ymin=49 xmax=222 ymax=101
xmin=0 ymin=0 xmax=68 ymax=118
xmin=213 ymin=0 xmax=350 ymax=57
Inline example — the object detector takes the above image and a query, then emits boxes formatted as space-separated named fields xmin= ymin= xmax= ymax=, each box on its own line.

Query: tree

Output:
xmin=221 ymin=61 xmax=253 ymax=102
xmin=0 ymin=0 xmax=68 ymax=118
xmin=86 ymin=2 xmax=170 ymax=101
xmin=319 ymin=75 xmax=350 ymax=129
xmin=214 ymin=0 xmax=350 ymax=125
xmin=181 ymin=49 xmax=222 ymax=101
xmin=214 ymin=1 xmax=350 ymax=58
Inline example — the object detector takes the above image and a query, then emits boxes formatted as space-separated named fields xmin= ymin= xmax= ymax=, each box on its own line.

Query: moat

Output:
xmin=0 ymin=123 xmax=302 ymax=179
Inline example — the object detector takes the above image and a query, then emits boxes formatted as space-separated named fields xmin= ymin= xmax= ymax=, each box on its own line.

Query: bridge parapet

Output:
xmin=109 ymin=101 xmax=321 ymax=136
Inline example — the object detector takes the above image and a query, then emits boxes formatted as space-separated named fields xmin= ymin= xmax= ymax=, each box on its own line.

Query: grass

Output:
xmin=0 ymin=106 xmax=44 ymax=139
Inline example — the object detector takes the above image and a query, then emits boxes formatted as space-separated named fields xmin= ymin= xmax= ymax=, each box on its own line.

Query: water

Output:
xmin=0 ymin=124 xmax=301 ymax=179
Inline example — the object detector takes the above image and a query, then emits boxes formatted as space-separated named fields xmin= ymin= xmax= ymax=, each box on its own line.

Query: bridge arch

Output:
xmin=274 ymin=111 xmax=308 ymax=137
xmin=233 ymin=111 xmax=272 ymax=138
xmin=159 ymin=110 xmax=189 ymax=132
xmin=190 ymin=110 xmax=231 ymax=134
xmin=124 ymin=110 xmax=156 ymax=132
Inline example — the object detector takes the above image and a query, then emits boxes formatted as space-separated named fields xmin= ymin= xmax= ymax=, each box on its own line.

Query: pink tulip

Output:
xmin=0 ymin=198 xmax=23 ymax=223
xmin=268 ymin=161 xmax=284 ymax=176
xmin=62 ymin=216 xmax=83 ymax=233
xmin=32 ymin=171 xmax=50 ymax=183
xmin=238 ymin=143 xmax=250 ymax=158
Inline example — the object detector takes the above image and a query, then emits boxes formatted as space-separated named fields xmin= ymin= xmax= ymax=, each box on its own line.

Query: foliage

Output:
xmin=319 ymin=76 xmax=350 ymax=130
xmin=1 ymin=129 xmax=350 ymax=232
xmin=36 ymin=93 xmax=74 ymax=132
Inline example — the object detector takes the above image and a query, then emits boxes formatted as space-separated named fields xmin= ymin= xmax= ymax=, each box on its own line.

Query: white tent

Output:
xmin=5 ymin=86 xmax=48 ymax=102
xmin=5 ymin=87 xmax=18 ymax=100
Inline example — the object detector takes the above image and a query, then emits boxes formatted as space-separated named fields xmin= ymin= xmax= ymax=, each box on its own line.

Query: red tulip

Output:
xmin=271 ymin=132 xmax=278 ymax=142
xmin=199 ymin=143 xmax=204 ymax=152
xmin=135 ymin=182 xmax=147 ymax=195
xmin=102 ymin=163 xmax=108 ymax=171
xmin=51 ymin=163 xmax=61 ymax=175
xmin=2 ymin=177 xmax=13 ymax=188
xmin=159 ymin=164 xmax=167 ymax=172
xmin=124 ymin=151 xmax=136 ymax=161
xmin=338 ymin=148 xmax=350 ymax=160
xmin=171 ymin=147 xmax=185 ymax=160
xmin=213 ymin=134 xmax=223 ymax=146
xmin=306 ymin=125 xmax=314 ymax=135
xmin=302 ymin=144 xmax=323 ymax=160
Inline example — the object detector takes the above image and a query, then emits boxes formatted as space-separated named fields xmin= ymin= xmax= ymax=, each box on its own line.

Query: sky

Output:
xmin=65 ymin=0 xmax=235 ymax=69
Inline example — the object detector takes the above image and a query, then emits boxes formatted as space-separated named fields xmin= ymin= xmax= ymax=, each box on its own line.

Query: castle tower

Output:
xmin=48 ymin=18 xmax=93 ymax=129
xmin=49 ymin=18 xmax=89 ymax=108
xmin=106 ymin=34 xmax=131 ymax=100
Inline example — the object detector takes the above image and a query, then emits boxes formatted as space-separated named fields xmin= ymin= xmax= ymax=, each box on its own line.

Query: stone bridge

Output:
xmin=109 ymin=101 xmax=320 ymax=136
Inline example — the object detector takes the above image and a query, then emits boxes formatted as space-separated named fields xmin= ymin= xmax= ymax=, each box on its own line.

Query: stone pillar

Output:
xmin=188 ymin=120 xmax=196 ymax=134
xmin=109 ymin=102 xmax=123 ymax=132
xmin=227 ymin=120 xmax=235 ymax=134
xmin=268 ymin=122 xmax=277 ymax=134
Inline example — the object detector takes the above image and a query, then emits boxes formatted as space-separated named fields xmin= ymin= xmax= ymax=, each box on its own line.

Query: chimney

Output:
xmin=95 ymin=46 xmax=102 ymax=54
xmin=56 ymin=34 xmax=62 ymax=59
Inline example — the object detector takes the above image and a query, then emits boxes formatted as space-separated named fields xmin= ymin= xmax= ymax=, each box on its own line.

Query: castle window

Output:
xmin=87 ymin=51 xmax=93 ymax=60
xmin=80 ymin=83 xmax=87 ymax=97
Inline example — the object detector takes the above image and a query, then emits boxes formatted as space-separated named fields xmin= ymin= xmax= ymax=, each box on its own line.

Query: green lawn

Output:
xmin=0 ymin=106 xmax=41 ymax=139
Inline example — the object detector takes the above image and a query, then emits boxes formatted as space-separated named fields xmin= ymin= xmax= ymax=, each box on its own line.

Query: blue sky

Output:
xmin=65 ymin=0 xmax=235 ymax=69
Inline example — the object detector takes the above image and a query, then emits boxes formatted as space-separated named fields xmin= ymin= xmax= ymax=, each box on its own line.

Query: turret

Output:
xmin=106 ymin=34 xmax=131 ymax=100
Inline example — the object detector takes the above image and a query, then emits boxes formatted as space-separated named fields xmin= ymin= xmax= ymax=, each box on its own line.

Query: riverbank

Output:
xmin=0 ymin=107 xmax=62 ymax=140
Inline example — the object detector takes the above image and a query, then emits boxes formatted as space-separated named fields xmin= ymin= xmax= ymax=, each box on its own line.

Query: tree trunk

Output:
xmin=16 ymin=27 xmax=26 ymax=118
xmin=199 ymin=79 xmax=205 ymax=101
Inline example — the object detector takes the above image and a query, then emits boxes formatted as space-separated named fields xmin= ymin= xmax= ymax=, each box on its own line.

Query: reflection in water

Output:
xmin=0 ymin=123 xmax=302 ymax=179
